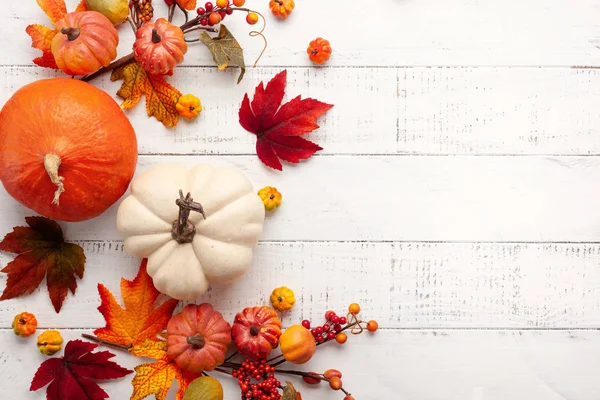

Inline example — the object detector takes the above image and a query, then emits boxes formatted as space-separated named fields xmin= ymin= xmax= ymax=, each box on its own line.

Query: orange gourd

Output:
xmin=232 ymin=306 xmax=282 ymax=359
xmin=307 ymin=38 xmax=332 ymax=65
xmin=279 ymin=324 xmax=316 ymax=364
xmin=0 ymin=79 xmax=138 ymax=222
xmin=52 ymin=11 xmax=119 ymax=76
xmin=167 ymin=304 xmax=232 ymax=373
xmin=12 ymin=312 xmax=38 ymax=337
xmin=133 ymin=18 xmax=187 ymax=75
xmin=269 ymin=0 xmax=295 ymax=19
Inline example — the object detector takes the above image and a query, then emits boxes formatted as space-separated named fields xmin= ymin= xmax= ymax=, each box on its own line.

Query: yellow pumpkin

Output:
xmin=270 ymin=286 xmax=296 ymax=311
xmin=37 ymin=330 xmax=64 ymax=356
xmin=12 ymin=312 xmax=38 ymax=337
xmin=176 ymin=94 xmax=202 ymax=119
xmin=279 ymin=324 xmax=316 ymax=364
xmin=258 ymin=186 xmax=282 ymax=211
xmin=269 ymin=0 xmax=295 ymax=19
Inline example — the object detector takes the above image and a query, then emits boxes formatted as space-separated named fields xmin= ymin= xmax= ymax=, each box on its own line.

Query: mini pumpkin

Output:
xmin=307 ymin=38 xmax=332 ymax=65
xmin=269 ymin=0 xmax=295 ymax=19
xmin=258 ymin=186 xmax=282 ymax=211
xmin=176 ymin=94 xmax=202 ymax=119
xmin=117 ymin=164 xmax=265 ymax=300
xmin=133 ymin=18 xmax=187 ymax=75
xmin=232 ymin=306 xmax=282 ymax=359
xmin=270 ymin=286 xmax=295 ymax=311
xmin=52 ymin=11 xmax=119 ymax=76
xmin=279 ymin=324 xmax=316 ymax=364
xmin=37 ymin=330 xmax=64 ymax=356
xmin=167 ymin=304 xmax=232 ymax=373
xmin=12 ymin=312 xmax=38 ymax=337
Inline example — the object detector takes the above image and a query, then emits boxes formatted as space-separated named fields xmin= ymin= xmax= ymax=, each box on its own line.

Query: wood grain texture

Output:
xmin=2 ymin=329 xmax=600 ymax=400
xmin=2 ymin=241 xmax=600 ymax=329
xmin=5 ymin=0 xmax=600 ymax=67
xmin=2 ymin=156 xmax=600 ymax=242
xmin=2 ymin=66 xmax=600 ymax=156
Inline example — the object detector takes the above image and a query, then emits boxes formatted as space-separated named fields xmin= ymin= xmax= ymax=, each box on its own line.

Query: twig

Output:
xmin=81 ymin=334 xmax=132 ymax=351
xmin=127 ymin=17 xmax=138 ymax=34
xmin=224 ymin=351 xmax=239 ymax=363
xmin=80 ymin=53 xmax=135 ymax=82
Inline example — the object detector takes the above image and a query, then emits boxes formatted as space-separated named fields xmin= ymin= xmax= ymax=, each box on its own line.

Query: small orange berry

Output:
xmin=335 ymin=332 xmax=347 ymax=344
xmin=324 ymin=369 xmax=342 ymax=379
xmin=366 ymin=320 xmax=379 ymax=332
xmin=329 ymin=376 xmax=342 ymax=390
xmin=344 ymin=396 xmax=355 ymax=400
xmin=246 ymin=12 xmax=259 ymax=25
xmin=216 ymin=0 xmax=228 ymax=7
xmin=233 ymin=0 xmax=245 ymax=5
xmin=209 ymin=12 xmax=222 ymax=24
xmin=348 ymin=303 xmax=360 ymax=315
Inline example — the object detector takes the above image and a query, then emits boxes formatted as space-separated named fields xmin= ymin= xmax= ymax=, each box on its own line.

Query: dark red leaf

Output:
xmin=30 ymin=340 xmax=132 ymax=400
xmin=0 ymin=216 xmax=86 ymax=312
xmin=239 ymin=70 xmax=333 ymax=170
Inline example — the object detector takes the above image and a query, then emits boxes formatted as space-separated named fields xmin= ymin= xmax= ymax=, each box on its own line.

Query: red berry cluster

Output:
xmin=232 ymin=359 xmax=282 ymax=400
xmin=195 ymin=0 xmax=258 ymax=27
xmin=302 ymin=310 xmax=348 ymax=344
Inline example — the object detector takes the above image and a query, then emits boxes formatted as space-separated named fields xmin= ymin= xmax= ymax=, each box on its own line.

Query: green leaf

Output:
xmin=182 ymin=376 xmax=224 ymax=400
xmin=199 ymin=25 xmax=246 ymax=84
xmin=282 ymin=381 xmax=302 ymax=400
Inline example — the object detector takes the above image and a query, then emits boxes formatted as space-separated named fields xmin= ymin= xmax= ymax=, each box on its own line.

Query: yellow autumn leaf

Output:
xmin=130 ymin=340 xmax=198 ymax=400
xmin=183 ymin=377 xmax=223 ymax=400
xmin=111 ymin=61 xmax=183 ymax=127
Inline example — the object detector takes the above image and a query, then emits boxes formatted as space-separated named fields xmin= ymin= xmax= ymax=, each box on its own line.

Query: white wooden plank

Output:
xmin=2 ymin=241 xmax=600 ymax=329
xmin=2 ymin=329 xmax=600 ymax=400
xmin=2 ymin=66 xmax=600 ymax=156
xmin=5 ymin=0 xmax=600 ymax=67
xmin=1 ymin=156 xmax=600 ymax=242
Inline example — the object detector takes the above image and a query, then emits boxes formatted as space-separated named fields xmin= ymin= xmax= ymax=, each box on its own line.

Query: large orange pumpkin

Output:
xmin=133 ymin=18 xmax=187 ymax=75
xmin=0 ymin=78 xmax=138 ymax=222
xmin=167 ymin=304 xmax=232 ymax=373
xmin=52 ymin=11 xmax=119 ymax=76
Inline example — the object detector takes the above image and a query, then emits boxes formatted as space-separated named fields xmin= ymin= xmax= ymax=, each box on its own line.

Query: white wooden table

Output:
xmin=2 ymin=1 xmax=600 ymax=399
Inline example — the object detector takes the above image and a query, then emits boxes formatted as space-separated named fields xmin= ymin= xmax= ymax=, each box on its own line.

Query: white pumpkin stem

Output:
xmin=44 ymin=153 xmax=65 ymax=206
xmin=172 ymin=190 xmax=206 ymax=244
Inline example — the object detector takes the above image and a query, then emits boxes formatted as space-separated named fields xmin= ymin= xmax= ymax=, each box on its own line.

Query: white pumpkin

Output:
xmin=116 ymin=164 xmax=265 ymax=300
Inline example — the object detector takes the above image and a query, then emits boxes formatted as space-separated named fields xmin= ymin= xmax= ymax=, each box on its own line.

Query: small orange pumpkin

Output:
xmin=176 ymin=94 xmax=202 ymax=119
xmin=269 ymin=0 xmax=295 ymax=19
xmin=52 ymin=11 xmax=119 ymax=76
xmin=12 ymin=312 xmax=38 ymax=337
xmin=232 ymin=306 xmax=282 ymax=359
xmin=307 ymin=38 xmax=332 ymax=65
xmin=279 ymin=324 xmax=316 ymax=364
xmin=167 ymin=304 xmax=232 ymax=373
xmin=133 ymin=18 xmax=188 ymax=75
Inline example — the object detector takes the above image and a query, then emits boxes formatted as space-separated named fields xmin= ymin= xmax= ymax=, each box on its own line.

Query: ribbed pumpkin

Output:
xmin=279 ymin=324 xmax=316 ymax=364
xmin=167 ymin=304 xmax=232 ymax=373
xmin=232 ymin=306 xmax=282 ymax=359
xmin=133 ymin=18 xmax=187 ymax=75
xmin=52 ymin=11 xmax=119 ymax=76
xmin=0 ymin=79 xmax=138 ymax=222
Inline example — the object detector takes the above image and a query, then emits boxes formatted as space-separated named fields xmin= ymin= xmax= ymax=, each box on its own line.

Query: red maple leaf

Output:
xmin=30 ymin=339 xmax=133 ymax=400
xmin=0 ymin=216 xmax=86 ymax=313
xmin=239 ymin=70 xmax=333 ymax=171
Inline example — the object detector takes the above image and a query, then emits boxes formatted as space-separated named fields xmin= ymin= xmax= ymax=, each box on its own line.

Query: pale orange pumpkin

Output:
xmin=52 ymin=11 xmax=119 ymax=76
xmin=133 ymin=18 xmax=187 ymax=75
xmin=0 ymin=78 xmax=138 ymax=222
xmin=167 ymin=304 xmax=232 ymax=373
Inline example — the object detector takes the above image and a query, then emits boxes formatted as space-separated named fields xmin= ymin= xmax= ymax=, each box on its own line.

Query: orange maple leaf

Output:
xmin=129 ymin=340 xmax=199 ymax=400
xmin=94 ymin=260 xmax=179 ymax=347
xmin=111 ymin=60 xmax=183 ymax=127
xmin=36 ymin=0 xmax=67 ymax=23
xmin=75 ymin=0 xmax=88 ymax=11
xmin=25 ymin=0 xmax=70 ymax=69
xmin=177 ymin=0 xmax=198 ymax=10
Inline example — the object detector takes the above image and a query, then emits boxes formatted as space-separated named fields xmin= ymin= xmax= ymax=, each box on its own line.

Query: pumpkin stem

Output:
xmin=151 ymin=28 xmax=162 ymax=44
xmin=44 ymin=154 xmax=65 ymax=206
xmin=172 ymin=190 xmax=206 ymax=244
xmin=60 ymin=27 xmax=81 ymax=41
xmin=250 ymin=326 xmax=260 ymax=336
xmin=187 ymin=333 xmax=206 ymax=349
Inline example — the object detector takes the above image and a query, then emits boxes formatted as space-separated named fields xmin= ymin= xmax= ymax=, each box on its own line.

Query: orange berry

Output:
xmin=307 ymin=37 xmax=332 ymax=65
xmin=209 ymin=12 xmax=222 ymax=24
xmin=329 ymin=376 xmax=343 ymax=390
xmin=324 ymin=369 xmax=342 ymax=379
xmin=216 ymin=0 xmax=228 ymax=7
xmin=348 ymin=303 xmax=360 ymax=315
xmin=344 ymin=396 xmax=355 ymax=400
xmin=246 ymin=12 xmax=259 ymax=25
xmin=233 ymin=0 xmax=245 ymax=5
xmin=335 ymin=332 xmax=347 ymax=344
xmin=366 ymin=320 xmax=379 ymax=332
